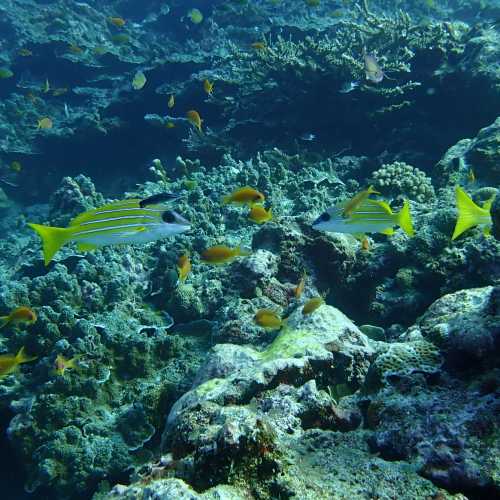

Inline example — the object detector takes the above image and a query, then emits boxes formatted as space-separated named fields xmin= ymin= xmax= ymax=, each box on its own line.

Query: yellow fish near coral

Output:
xmin=248 ymin=205 xmax=272 ymax=224
xmin=0 ymin=306 xmax=37 ymax=329
xmin=168 ymin=94 xmax=175 ymax=108
xmin=451 ymin=186 xmax=494 ymax=240
xmin=313 ymin=195 xmax=414 ymax=237
xmin=37 ymin=117 xmax=53 ymax=129
xmin=132 ymin=71 xmax=147 ymax=90
xmin=109 ymin=16 xmax=126 ymax=27
xmin=27 ymin=193 xmax=190 ymax=265
xmin=54 ymin=354 xmax=80 ymax=376
xmin=201 ymin=245 xmax=250 ymax=265
xmin=0 ymin=347 xmax=37 ymax=378
xmin=203 ymin=79 xmax=214 ymax=95
xmin=177 ymin=253 xmax=192 ymax=282
xmin=223 ymin=186 xmax=265 ymax=206
xmin=187 ymin=8 xmax=203 ymax=24
xmin=302 ymin=297 xmax=324 ymax=315
xmin=254 ymin=309 xmax=285 ymax=330
xmin=186 ymin=110 xmax=203 ymax=132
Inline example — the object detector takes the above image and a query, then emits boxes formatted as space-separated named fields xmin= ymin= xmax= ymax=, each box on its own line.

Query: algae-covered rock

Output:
xmin=418 ymin=286 xmax=500 ymax=371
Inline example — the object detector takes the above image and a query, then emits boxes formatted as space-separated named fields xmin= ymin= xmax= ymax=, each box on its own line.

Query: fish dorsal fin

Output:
xmin=371 ymin=199 xmax=393 ymax=214
xmin=69 ymin=199 xmax=140 ymax=226
xmin=353 ymin=198 xmax=393 ymax=216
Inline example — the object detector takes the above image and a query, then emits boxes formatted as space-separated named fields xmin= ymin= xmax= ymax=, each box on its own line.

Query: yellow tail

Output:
xmin=15 ymin=346 xmax=38 ymax=364
xmin=396 ymin=200 xmax=414 ymax=237
xmin=27 ymin=223 xmax=69 ymax=265
xmin=452 ymin=187 xmax=488 ymax=240
xmin=236 ymin=246 xmax=252 ymax=257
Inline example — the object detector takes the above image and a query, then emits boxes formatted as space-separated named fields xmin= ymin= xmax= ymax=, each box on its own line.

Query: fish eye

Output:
xmin=162 ymin=211 xmax=176 ymax=223
xmin=254 ymin=194 xmax=263 ymax=201
xmin=318 ymin=212 xmax=330 ymax=222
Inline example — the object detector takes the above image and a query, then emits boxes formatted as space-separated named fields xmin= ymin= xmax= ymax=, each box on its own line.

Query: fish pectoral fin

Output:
xmin=76 ymin=242 xmax=99 ymax=252
xmin=380 ymin=228 xmax=394 ymax=236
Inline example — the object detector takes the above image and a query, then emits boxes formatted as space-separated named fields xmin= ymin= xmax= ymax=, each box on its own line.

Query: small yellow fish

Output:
xmin=109 ymin=16 xmax=126 ymax=27
xmin=177 ymin=254 xmax=191 ymax=282
xmin=37 ymin=117 xmax=53 ymax=130
xmin=254 ymin=309 xmax=284 ymax=330
xmin=363 ymin=49 xmax=385 ymax=83
xmin=201 ymin=245 xmax=250 ymax=265
xmin=203 ymin=79 xmax=214 ymax=95
xmin=186 ymin=110 xmax=203 ymax=132
xmin=187 ymin=8 xmax=203 ymax=24
xmin=343 ymin=186 xmax=379 ymax=218
xmin=43 ymin=78 xmax=50 ymax=93
xmin=248 ymin=205 xmax=272 ymax=224
xmin=302 ymin=297 xmax=324 ymax=315
xmin=251 ymin=41 xmax=267 ymax=50
xmin=18 ymin=48 xmax=32 ymax=57
xmin=68 ymin=43 xmax=83 ymax=54
xmin=52 ymin=87 xmax=69 ymax=97
xmin=467 ymin=169 xmax=476 ymax=183
xmin=54 ymin=354 xmax=79 ymax=376
xmin=0 ymin=347 xmax=37 ymax=378
xmin=93 ymin=46 xmax=109 ymax=56
xmin=0 ymin=68 xmax=14 ymax=79
xmin=165 ymin=122 xmax=175 ymax=129
xmin=10 ymin=161 xmax=22 ymax=172
xmin=0 ymin=306 xmax=37 ymax=329
xmin=452 ymin=186 xmax=494 ymax=240
xmin=223 ymin=186 xmax=265 ymax=206
xmin=132 ymin=71 xmax=147 ymax=90
xmin=168 ymin=94 xmax=175 ymax=108
xmin=111 ymin=34 xmax=130 ymax=44
xmin=294 ymin=272 xmax=306 ymax=299
xmin=361 ymin=237 xmax=370 ymax=251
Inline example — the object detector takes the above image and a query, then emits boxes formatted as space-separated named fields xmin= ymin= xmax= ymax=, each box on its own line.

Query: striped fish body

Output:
xmin=313 ymin=198 xmax=414 ymax=237
xmin=28 ymin=198 xmax=190 ymax=265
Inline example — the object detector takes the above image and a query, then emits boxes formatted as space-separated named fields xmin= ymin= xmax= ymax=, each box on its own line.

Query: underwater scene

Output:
xmin=0 ymin=0 xmax=499 ymax=499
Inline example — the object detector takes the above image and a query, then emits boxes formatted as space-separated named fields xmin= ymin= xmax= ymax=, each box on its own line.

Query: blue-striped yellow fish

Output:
xmin=28 ymin=193 xmax=190 ymax=265
xmin=313 ymin=196 xmax=414 ymax=237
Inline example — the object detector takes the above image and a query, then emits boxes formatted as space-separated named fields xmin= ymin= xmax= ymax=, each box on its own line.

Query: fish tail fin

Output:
xmin=0 ymin=316 xmax=10 ymax=329
xmin=396 ymin=200 xmax=414 ymax=237
xmin=367 ymin=185 xmax=380 ymax=195
xmin=27 ymin=223 xmax=69 ymax=265
xmin=452 ymin=187 xmax=486 ymax=240
xmin=236 ymin=246 xmax=252 ymax=257
xmin=15 ymin=346 xmax=37 ymax=364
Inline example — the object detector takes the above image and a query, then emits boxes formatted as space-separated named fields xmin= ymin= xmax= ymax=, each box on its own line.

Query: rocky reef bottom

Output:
xmin=102 ymin=286 xmax=499 ymax=500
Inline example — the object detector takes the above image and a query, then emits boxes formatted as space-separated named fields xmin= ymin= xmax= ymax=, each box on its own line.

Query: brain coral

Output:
xmin=371 ymin=161 xmax=435 ymax=203
xmin=364 ymin=340 xmax=442 ymax=391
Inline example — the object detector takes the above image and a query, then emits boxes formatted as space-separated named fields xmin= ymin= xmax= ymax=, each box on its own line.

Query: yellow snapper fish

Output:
xmin=28 ymin=193 xmax=190 ymax=265
xmin=0 ymin=347 xmax=37 ymax=378
xmin=313 ymin=198 xmax=414 ymax=237
xmin=452 ymin=186 xmax=494 ymax=240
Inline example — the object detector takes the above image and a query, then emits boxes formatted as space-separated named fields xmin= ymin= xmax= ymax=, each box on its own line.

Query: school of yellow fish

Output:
xmin=1 ymin=6 xmax=497 ymax=383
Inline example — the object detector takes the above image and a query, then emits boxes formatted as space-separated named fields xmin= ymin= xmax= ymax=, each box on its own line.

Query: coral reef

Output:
xmin=371 ymin=161 xmax=435 ymax=202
